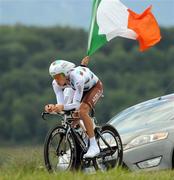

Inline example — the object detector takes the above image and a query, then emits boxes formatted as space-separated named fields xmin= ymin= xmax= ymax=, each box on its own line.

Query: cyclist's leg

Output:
xmin=79 ymin=103 xmax=94 ymax=138
xmin=79 ymin=80 xmax=103 ymax=158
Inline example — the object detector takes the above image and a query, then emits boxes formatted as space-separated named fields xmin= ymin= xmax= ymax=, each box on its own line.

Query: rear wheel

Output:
xmin=95 ymin=124 xmax=123 ymax=171
xmin=44 ymin=125 xmax=77 ymax=172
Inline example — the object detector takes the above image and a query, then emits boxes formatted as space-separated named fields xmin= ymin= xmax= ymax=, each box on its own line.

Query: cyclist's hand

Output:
xmin=81 ymin=56 xmax=90 ymax=66
xmin=52 ymin=104 xmax=64 ymax=112
xmin=45 ymin=104 xmax=55 ymax=113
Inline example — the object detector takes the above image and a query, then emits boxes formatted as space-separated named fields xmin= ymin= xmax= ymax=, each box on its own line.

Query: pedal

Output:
xmin=82 ymin=158 xmax=92 ymax=168
xmin=83 ymin=152 xmax=100 ymax=161
xmin=83 ymin=157 xmax=94 ymax=161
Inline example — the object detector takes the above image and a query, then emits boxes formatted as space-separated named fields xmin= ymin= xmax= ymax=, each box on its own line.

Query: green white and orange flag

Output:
xmin=87 ymin=0 xmax=161 ymax=56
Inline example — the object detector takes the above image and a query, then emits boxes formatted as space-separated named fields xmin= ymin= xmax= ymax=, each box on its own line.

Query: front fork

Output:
xmin=56 ymin=122 xmax=71 ymax=156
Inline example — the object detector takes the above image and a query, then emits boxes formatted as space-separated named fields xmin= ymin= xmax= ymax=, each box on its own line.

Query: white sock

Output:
xmin=90 ymin=137 xmax=97 ymax=146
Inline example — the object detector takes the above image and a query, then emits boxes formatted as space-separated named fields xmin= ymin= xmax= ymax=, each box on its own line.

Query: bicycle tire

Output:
xmin=44 ymin=125 xmax=77 ymax=172
xmin=94 ymin=124 xmax=123 ymax=170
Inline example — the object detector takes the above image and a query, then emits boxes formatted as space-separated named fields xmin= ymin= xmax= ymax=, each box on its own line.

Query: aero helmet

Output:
xmin=49 ymin=60 xmax=75 ymax=77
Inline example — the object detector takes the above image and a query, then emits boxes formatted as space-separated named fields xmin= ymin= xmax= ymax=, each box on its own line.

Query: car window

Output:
xmin=110 ymin=98 xmax=174 ymax=130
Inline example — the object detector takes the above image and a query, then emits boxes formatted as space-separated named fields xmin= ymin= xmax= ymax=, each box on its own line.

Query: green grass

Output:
xmin=0 ymin=146 xmax=174 ymax=180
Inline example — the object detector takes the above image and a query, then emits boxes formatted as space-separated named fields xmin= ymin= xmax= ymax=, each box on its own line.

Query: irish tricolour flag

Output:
xmin=87 ymin=0 xmax=161 ymax=56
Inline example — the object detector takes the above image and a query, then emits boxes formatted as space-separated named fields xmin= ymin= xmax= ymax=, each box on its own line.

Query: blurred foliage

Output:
xmin=0 ymin=25 xmax=174 ymax=144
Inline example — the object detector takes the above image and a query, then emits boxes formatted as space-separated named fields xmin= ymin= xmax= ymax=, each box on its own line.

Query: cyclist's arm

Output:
xmin=52 ymin=80 xmax=65 ymax=104
xmin=64 ymin=88 xmax=74 ymax=104
xmin=80 ymin=56 xmax=90 ymax=67
xmin=64 ymin=79 xmax=85 ymax=111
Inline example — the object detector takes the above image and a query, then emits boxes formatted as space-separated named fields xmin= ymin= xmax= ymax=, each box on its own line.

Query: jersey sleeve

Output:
xmin=52 ymin=80 xmax=65 ymax=104
xmin=63 ymin=88 xmax=74 ymax=104
xmin=64 ymin=74 xmax=85 ymax=110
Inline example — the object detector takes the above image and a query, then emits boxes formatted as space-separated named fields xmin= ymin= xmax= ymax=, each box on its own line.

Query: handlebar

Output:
xmin=41 ymin=107 xmax=95 ymax=121
xmin=41 ymin=112 xmax=57 ymax=120
xmin=41 ymin=109 xmax=76 ymax=120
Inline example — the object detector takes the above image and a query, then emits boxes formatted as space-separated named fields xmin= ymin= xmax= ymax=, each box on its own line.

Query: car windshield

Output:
xmin=110 ymin=97 xmax=174 ymax=130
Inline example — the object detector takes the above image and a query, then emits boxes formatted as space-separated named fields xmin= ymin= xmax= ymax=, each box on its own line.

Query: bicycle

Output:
xmin=42 ymin=109 xmax=123 ymax=172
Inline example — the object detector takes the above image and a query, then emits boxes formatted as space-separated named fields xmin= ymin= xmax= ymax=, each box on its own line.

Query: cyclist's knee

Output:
xmin=79 ymin=103 xmax=90 ymax=118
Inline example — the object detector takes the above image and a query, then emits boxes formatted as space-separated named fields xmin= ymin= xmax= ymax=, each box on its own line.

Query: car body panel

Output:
xmin=123 ymin=138 xmax=173 ymax=171
xmin=109 ymin=93 xmax=174 ymax=171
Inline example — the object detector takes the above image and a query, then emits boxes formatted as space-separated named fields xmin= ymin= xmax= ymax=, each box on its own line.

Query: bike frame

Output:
xmin=42 ymin=111 xmax=88 ymax=153
xmin=42 ymin=111 xmax=115 ymax=158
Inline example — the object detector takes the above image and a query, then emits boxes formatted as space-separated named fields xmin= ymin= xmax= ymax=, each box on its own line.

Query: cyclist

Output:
xmin=45 ymin=56 xmax=103 ymax=158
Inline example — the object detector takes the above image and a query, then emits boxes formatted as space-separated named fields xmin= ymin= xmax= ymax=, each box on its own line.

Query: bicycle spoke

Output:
xmin=46 ymin=128 xmax=74 ymax=172
xmin=95 ymin=128 xmax=122 ymax=171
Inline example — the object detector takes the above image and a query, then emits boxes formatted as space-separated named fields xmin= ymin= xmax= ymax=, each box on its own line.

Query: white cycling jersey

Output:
xmin=52 ymin=66 xmax=99 ymax=110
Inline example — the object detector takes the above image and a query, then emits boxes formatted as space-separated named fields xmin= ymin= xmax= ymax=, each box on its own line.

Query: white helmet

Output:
xmin=49 ymin=60 xmax=75 ymax=77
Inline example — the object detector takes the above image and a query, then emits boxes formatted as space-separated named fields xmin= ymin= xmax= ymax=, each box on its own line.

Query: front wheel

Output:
xmin=44 ymin=125 xmax=77 ymax=172
xmin=95 ymin=124 xmax=123 ymax=170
